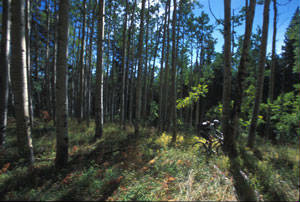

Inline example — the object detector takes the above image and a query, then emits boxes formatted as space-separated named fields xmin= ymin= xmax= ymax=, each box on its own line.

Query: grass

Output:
xmin=237 ymin=133 xmax=299 ymax=201
xmin=111 ymin=147 xmax=236 ymax=201
xmin=0 ymin=118 xmax=299 ymax=201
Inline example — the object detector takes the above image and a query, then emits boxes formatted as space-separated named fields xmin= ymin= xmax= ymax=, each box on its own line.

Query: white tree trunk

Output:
xmin=95 ymin=0 xmax=105 ymax=139
xmin=11 ymin=0 xmax=34 ymax=164
xmin=0 ymin=0 xmax=11 ymax=146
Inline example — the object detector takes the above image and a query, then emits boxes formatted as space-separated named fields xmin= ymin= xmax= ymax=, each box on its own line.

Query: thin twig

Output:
xmin=208 ymin=0 xmax=224 ymax=25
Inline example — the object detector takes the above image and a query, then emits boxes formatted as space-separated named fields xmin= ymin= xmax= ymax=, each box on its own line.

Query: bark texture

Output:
xmin=171 ymin=0 xmax=177 ymax=143
xmin=231 ymin=0 xmax=256 ymax=150
xmin=95 ymin=0 xmax=105 ymax=139
xmin=55 ymin=0 xmax=69 ymax=168
xmin=248 ymin=0 xmax=271 ymax=148
xmin=0 ymin=0 xmax=11 ymax=146
xmin=134 ymin=0 xmax=146 ymax=136
xmin=11 ymin=0 xmax=34 ymax=164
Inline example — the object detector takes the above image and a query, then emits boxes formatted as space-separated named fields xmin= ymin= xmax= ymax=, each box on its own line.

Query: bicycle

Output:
xmin=193 ymin=119 xmax=224 ymax=157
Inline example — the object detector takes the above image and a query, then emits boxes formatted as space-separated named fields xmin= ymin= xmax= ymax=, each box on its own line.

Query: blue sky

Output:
xmin=194 ymin=0 xmax=300 ymax=54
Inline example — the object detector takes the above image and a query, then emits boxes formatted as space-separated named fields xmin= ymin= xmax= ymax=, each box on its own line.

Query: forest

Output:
xmin=0 ymin=0 xmax=299 ymax=201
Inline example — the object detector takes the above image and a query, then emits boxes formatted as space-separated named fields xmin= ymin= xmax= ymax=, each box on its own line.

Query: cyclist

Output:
xmin=198 ymin=119 xmax=223 ymax=141
xmin=195 ymin=119 xmax=224 ymax=156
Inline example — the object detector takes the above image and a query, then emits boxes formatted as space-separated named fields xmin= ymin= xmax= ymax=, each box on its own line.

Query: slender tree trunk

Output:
xmin=195 ymin=51 xmax=200 ymax=129
xmin=177 ymin=5 xmax=183 ymax=122
xmin=74 ymin=24 xmax=82 ymax=120
xmin=121 ymin=0 xmax=129 ymax=128
xmin=231 ymin=9 xmax=235 ymax=60
xmin=86 ymin=1 xmax=96 ymax=127
xmin=129 ymin=61 xmax=137 ymax=124
xmin=70 ymin=27 xmax=77 ymax=118
xmin=0 ymin=0 xmax=11 ymax=147
xmin=231 ymin=0 xmax=256 ymax=149
xmin=104 ymin=25 xmax=111 ymax=122
xmin=149 ymin=24 xmax=162 ymax=113
xmin=189 ymin=44 xmax=193 ymax=128
xmin=134 ymin=0 xmax=146 ymax=136
xmin=25 ymin=0 xmax=33 ymax=127
xmin=266 ymin=0 xmax=277 ymax=140
xmin=162 ymin=1 xmax=172 ymax=130
xmin=198 ymin=39 xmax=205 ymax=125
xmin=159 ymin=0 xmax=170 ymax=132
xmin=222 ymin=0 xmax=234 ymax=157
xmin=45 ymin=0 xmax=51 ymax=112
xmin=171 ymin=0 xmax=177 ymax=143
xmin=129 ymin=32 xmax=137 ymax=124
xmin=248 ymin=0 xmax=271 ymax=148
xmin=32 ymin=1 xmax=41 ymax=118
xmin=55 ymin=0 xmax=69 ymax=169
xmin=83 ymin=0 xmax=90 ymax=122
xmin=78 ymin=0 xmax=86 ymax=123
xmin=125 ymin=0 xmax=137 ymax=123
xmin=142 ymin=0 xmax=150 ymax=121
xmin=95 ymin=0 xmax=105 ymax=139
xmin=51 ymin=0 xmax=58 ymax=124
xmin=11 ymin=0 xmax=34 ymax=164
xmin=110 ymin=40 xmax=116 ymax=122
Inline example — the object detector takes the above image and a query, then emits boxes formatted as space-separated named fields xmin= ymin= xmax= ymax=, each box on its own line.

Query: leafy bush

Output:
xmin=260 ymin=91 xmax=300 ymax=142
xmin=177 ymin=84 xmax=208 ymax=109
xmin=149 ymin=101 xmax=159 ymax=123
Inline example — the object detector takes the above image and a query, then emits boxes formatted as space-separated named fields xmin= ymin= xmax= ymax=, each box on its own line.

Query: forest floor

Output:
xmin=0 ymin=119 xmax=299 ymax=201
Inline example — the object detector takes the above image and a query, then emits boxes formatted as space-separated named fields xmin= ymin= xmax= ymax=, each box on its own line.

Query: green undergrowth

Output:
xmin=0 ymin=118 xmax=298 ymax=201
xmin=237 ymin=134 xmax=299 ymax=201
xmin=110 ymin=147 xmax=236 ymax=201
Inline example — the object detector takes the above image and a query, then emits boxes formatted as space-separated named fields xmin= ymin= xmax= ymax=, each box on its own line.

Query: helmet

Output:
xmin=213 ymin=119 xmax=220 ymax=125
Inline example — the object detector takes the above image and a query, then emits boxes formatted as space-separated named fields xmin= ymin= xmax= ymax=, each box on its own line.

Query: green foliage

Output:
xmin=238 ymin=141 xmax=299 ymax=201
xmin=176 ymin=84 xmax=208 ymax=109
xmin=260 ymin=92 xmax=300 ymax=142
xmin=205 ymin=103 xmax=223 ymax=120
xmin=149 ymin=101 xmax=159 ymax=123
xmin=241 ymin=84 xmax=256 ymax=117
xmin=2 ymin=120 xmax=299 ymax=201
xmin=286 ymin=8 xmax=300 ymax=73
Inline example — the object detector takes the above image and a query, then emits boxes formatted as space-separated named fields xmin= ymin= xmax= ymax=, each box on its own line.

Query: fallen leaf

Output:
xmin=184 ymin=160 xmax=191 ymax=167
xmin=3 ymin=163 xmax=10 ymax=169
xmin=176 ymin=160 xmax=183 ymax=165
xmin=62 ymin=173 xmax=72 ymax=184
xmin=167 ymin=195 xmax=173 ymax=200
xmin=115 ymin=176 xmax=124 ymax=183
xmin=2 ymin=163 xmax=10 ymax=173
xmin=120 ymin=186 xmax=127 ymax=191
xmin=141 ymin=166 xmax=149 ymax=172
xmin=168 ymin=177 xmax=176 ymax=182
xmin=72 ymin=146 xmax=78 ymax=153
xmin=149 ymin=159 xmax=156 ymax=165
xmin=107 ymin=197 xmax=114 ymax=201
